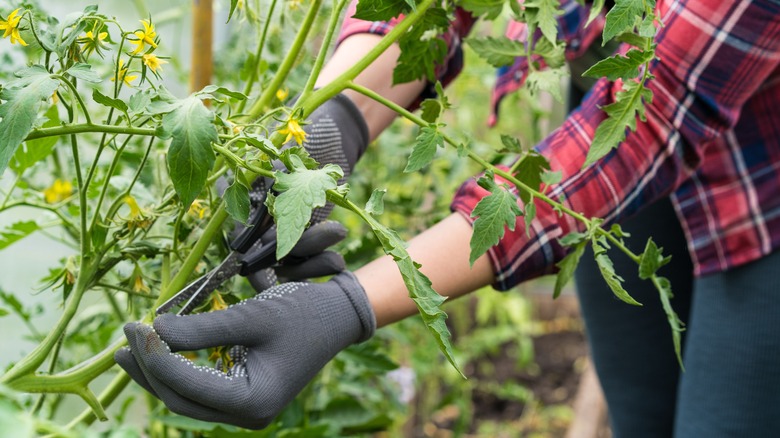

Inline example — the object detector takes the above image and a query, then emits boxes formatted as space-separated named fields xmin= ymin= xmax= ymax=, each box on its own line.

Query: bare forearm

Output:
xmin=316 ymin=34 xmax=425 ymax=141
xmin=355 ymin=213 xmax=495 ymax=327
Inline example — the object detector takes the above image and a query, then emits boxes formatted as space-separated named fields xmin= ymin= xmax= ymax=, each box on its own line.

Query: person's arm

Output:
xmin=357 ymin=213 xmax=494 ymax=327
xmin=315 ymin=34 xmax=425 ymax=141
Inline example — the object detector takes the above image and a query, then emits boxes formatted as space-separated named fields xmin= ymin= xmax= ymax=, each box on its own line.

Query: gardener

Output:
xmin=117 ymin=0 xmax=780 ymax=436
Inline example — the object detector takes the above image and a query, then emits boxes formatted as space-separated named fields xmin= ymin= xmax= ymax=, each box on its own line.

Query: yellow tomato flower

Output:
xmin=133 ymin=274 xmax=151 ymax=294
xmin=288 ymin=0 xmax=303 ymax=11
xmin=142 ymin=53 xmax=167 ymax=73
xmin=129 ymin=19 xmax=158 ymax=55
xmin=43 ymin=179 xmax=73 ymax=204
xmin=0 ymin=8 xmax=27 ymax=46
xmin=123 ymin=195 xmax=143 ymax=219
xmin=276 ymin=88 xmax=289 ymax=101
xmin=278 ymin=118 xmax=307 ymax=145
xmin=188 ymin=199 xmax=209 ymax=219
xmin=210 ymin=292 xmax=228 ymax=311
xmin=111 ymin=59 xmax=137 ymax=86
xmin=79 ymin=29 xmax=109 ymax=57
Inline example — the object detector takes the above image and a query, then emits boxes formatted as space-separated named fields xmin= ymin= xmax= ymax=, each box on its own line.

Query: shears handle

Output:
xmin=229 ymin=183 xmax=275 ymax=253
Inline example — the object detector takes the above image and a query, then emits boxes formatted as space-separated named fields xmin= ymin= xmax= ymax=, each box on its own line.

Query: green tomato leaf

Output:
xmin=582 ymin=49 xmax=653 ymax=81
xmin=227 ymin=0 xmax=239 ymax=22
xmin=540 ymin=170 xmax=562 ymax=186
xmin=405 ymin=125 xmax=444 ymax=173
xmin=533 ymin=37 xmax=566 ymax=68
xmin=553 ymin=239 xmax=587 ymax=298
xmin=368 ymin=218 xmax=464 ymax=377
xmin=0 ymin=221 xmax=40 ymax=250
xmin=524 ymin=199 xmax=536 ymax=236
xmin=9 ymin=105 xmax=60 ymax=173
xmin=92 ymin=89 xmax=128 ymax=113
xmin=129 ymin=89 xmax=155 ymax=114
xmin=419 ymin=99 xmax=442 ymax=123
xmin=366 ymin=189 xmax=386 ymax=216
xmin=458 ymin=0 xmax=506 ymax=20
xmin=587 ymin=0 xmax=606 ymax=26
xmin=602 ymin=0 xmax=645 ymax=44
xmin=466 ymin=36 xmax=525 ymax=68
xmin=197 ymin=85 xmax=248 ymax=101
xmin=500 ymin=134 xmax=523 ymax=153
xmin=65 ymin=63 xmax=102 ymax=84
xmin=526 ymin=68 xmax=567 ymax=103
xmin=558 ymin=231 xmax=588 ymax=246
xmin=638 ymin=237 xmax=671 ymax=279
xmin=584 ymin=79 xmax=653 ymax=168
xmin=524 ymin=0 xmax=563 ymax=43
xmin=0 ymin=68 xmax=59 ymax=176
xmin=653 ymin=275 xmax=684 ymax=368
xmin=469 ymin=176 xmax=522 ymax=265
xmin=393 ymin=7 xmax=449 ymax=84
xmin=272 ymin=154 xmax=343 ymax=258
xmin=224 ymin=181 xmax=251 ymax=225
xmin=352 ymin=0 xmax=411 ymax=21
xmin=161 ymin=96 xmax=218 ymax=207
xmin=512 ymin=150 xmax=551 ymax=204
xmin=0 ymin=308 xmax=8 ymax=317
xmin=592 ymin=236 xmax=642 ymax=305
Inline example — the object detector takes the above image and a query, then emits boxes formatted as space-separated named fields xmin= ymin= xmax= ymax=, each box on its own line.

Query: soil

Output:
xmin=410 ymin=291 xmax=610 ymax=438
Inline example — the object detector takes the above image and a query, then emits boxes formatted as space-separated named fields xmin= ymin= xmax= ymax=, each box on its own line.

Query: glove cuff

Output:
xmin=331 ymin=271 xmax=376 ymax=343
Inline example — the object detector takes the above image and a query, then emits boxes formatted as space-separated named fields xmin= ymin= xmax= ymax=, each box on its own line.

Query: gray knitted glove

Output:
xmin=240 ymin=93 xmax=368 ymax=289
xmin=115 ymin=271 xmax=375 ymax=430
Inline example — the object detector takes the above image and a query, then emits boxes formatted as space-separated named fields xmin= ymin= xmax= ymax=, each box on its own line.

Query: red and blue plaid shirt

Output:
xmin=339 ymin=0 xmax=780 ymax=290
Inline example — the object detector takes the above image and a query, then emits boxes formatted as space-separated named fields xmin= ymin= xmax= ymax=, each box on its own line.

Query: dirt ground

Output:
xmin=411 ymin=291 xmax=611 ymax=438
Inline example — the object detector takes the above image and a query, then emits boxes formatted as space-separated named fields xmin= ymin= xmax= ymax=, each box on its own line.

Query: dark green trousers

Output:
xmin=574 ymin=198 xmax=780 ymax=437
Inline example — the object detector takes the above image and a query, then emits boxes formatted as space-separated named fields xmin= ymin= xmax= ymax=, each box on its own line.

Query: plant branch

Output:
xmin=55 ymin=75 xmax=93 ymax=125
xmin=238 ymin=0 xmax=279 ymax=113
xmin=246 ymin=0 xmax=323 ymax=118
xmin=70 ymin=134 xmax=90 ymax=256
xmin=298 ymin=0 xmax=349 ymax=103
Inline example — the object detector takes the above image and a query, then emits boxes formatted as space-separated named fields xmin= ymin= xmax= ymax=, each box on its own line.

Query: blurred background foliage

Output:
xmin=0 ymin=0 xmax=586 ymax=436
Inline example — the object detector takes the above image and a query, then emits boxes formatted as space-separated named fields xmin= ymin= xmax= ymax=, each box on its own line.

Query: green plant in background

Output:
xmin=0 ymin=0 xmax=678 ymax=434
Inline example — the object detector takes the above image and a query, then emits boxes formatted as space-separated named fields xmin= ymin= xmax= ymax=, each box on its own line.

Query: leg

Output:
xmin=574 ymin=198 xmax=694 ymax=437
xmin=674 ymin=250 xmax=780 ymax=437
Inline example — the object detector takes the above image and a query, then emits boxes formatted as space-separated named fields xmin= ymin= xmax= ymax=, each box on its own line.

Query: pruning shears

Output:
xmin=156 ymin=190 xmax=279 ymax=316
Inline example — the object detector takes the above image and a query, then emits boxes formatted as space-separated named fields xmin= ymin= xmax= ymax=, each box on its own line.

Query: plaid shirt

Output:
xmin=339 ymin=0 xmax=780 ymax=290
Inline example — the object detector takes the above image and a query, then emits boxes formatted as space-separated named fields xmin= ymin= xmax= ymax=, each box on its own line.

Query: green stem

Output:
xmin=66 ymin=372 xmax=132 ymax=428
xmin=25 ymin=123 xmax=234 ymax=143
xmin=70 ymin=134 xmax=90 ymax=256
xmin=1 ymin=173 xmax=22 ymax=208
xmin=0 ymin=201 xmax=79 ymax=240
xmin=103 ymin=135 xmax=155 ymax=226
xmin=153 ymin=203 xmax=228 ymax=307
xmin=1 ymin=261 xmax=96 ymax=383
xmin=97 ymin=282 xmax=159 ymax=300
xmin=26 ymin=124 xmax=157 ymax=141
xmin=298 ymin=0 xmax=349 ymax=103
xmin=89 ymin=134 xmax=134 ymax=233
xmin=238 ymin=0 xmax=279 ymax=114
xmin=246 ymin=0 xmax=323 ymax=118
xmin=55 ymin=75 xmax=93 ymax=125
xmin=294 ymin=0 xmax=436 ymax=120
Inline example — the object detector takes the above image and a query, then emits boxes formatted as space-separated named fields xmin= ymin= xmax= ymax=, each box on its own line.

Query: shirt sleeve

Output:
xmin=452 ymin=0 xmax=780 ymax=290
